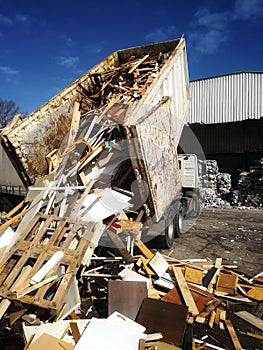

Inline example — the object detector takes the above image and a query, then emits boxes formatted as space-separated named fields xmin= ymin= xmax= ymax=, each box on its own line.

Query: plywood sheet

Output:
xmin=108 ymin=280 xmax=147 ymax=320
xmin=136 ymin=298 xmax=188 ymax=346
xmin=162 ymin=284 xmax=213 ymax=313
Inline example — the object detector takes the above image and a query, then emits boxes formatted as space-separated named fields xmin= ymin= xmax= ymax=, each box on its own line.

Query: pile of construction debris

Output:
xmin=0 ymin=144 xmax=262 ymax=349
xmin=199 ymin=160 xmax=232 ymax=208
xmin=0 ymin=206 xmax=263 ymax=350
xmin=238 ymin=158 xmax=263 ymax=208
xmin=198 ymin=158 xmax=263 ymax=209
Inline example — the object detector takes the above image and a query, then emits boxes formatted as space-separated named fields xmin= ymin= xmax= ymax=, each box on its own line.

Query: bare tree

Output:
xmin=0 ymin=98 xmax=20 ymax=128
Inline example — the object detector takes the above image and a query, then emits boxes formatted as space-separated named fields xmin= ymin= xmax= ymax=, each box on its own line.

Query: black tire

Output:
xmin=174 ymin=202 xmax=185 ymax=238
xmin=154 ymin=201 xmax=182 ymax=249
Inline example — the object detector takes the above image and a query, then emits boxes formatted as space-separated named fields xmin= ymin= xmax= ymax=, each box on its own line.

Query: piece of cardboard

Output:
xmin=26 ymin=333 xmax=74 ymax=350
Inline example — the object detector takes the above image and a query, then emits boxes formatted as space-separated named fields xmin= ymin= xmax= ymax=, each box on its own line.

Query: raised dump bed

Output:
xmin=1 ymin=38 xmax=190 ymax=247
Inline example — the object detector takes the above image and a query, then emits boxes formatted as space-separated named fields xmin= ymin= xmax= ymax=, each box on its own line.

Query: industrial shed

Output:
xmin=181 ymin=71 xmax=263 ymax=187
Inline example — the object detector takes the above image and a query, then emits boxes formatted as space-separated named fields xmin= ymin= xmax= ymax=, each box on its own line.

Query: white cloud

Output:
xmin=0 ymin=66 xmax=20 ymax=83
xmin=57 ymin=56 xmax=83 ymax=76
xmin=0 ymin=13 xmax=13 ymax=25
xmin=194 ymin=7 xmax=229 ymax=30
xmin=60 ymin=35 xmax=73 ymax=47
xmin=233 ymin=0 xmax=263 ymax=20
xmin=0 ymin=66 xmax=19 ymax=76
xmin=15 ymin=14 xmax=31 ymax=23
xmin=189 ymin=29 xmax=228 ymax=55
xmin=58 ymin=56 xmax=79 ymax=68
xmin=188 ymin=7 xmax=231 ymax=55
xmin=145 ymin=26 xmax=178 ymax=43
xmin=89 ymin=46 xmax=103 ymax=54
xmin=0 ymin=13 xmax=31 ymax=26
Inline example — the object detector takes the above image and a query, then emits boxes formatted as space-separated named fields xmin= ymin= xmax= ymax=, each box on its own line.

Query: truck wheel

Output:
xmin=155 ymin=201 xmax=181 ymax=249
xmin=174 ymin=202 xmax=184 ymax=238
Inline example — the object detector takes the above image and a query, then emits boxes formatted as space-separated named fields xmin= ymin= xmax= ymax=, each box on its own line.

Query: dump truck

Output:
xmin=0 ymin=38 xmax=200 ymax=249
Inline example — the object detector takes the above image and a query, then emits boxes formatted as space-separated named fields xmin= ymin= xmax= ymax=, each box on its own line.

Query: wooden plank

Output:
xmin=77 ymin=143 xmax=105 ymax=172
xmin=128 ymin=54 xmax=150 ymax=74
xmin=15 ymin=274 xmax=59 ymax=298
xmin=229 ymin=270 xmax=253 ymax=285
xmin=234 ymin=310 xmax=263 ymax=331
xmin=59 ymin=340 xmax=74 ymax=350
xmin=214 ymin=308 xmax=221 ymax=324
xmin=195 ymin=299 xmax=221 ymax=323
xmin=162 ymin=283 xmax=213 ymax=313
xmin=138 ymin=338 xmax=145 ymax=350
xmin=135 ymin=239 xmax=154 ymax=260
xmin=224 ymin=319 xmax=242 ymax=350
xmin=184 ymin=266 xmax=203 ymax=285
xmin=208 ymin=310 xmax=216 ymax=328
xmin=4 ymin=199 xmax=26 ymax=220
xmin=245 ymin=332 xmax=263 ymax=341
xmin=219 ymin=322 xmax=225 ymax=330
xmin=107 ymin=230 xmax=135 ymax=264
xmin=69 ymin=322 xmax=81 ymax=343
xmin=0 ymin=208 xmax=28 ymax=232
xmin=23 ymin=334 xmax=35 ymax=350
xmin=246 ymin=287 xmax=263 ymax=301
xmin=172 ymin=266 xmax=199 ymax=316
xmin=216 ymin=273 xmax=238 ymax=295
xmin=0 ymin=265 xmax=32 ymax=319
xmin=9 ymin=307 xmax=29 ymax=326
xmin=162 ymin=287 xmax=182 ymax=305
xmin=66 ymin=101 xmax=81 ymax=149
xmin=219 ymin=309 xmax=226 ymax=321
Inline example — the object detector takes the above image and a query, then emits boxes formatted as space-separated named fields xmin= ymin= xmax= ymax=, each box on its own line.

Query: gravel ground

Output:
xmin=162 ymin=207 xmax=263 ymax=277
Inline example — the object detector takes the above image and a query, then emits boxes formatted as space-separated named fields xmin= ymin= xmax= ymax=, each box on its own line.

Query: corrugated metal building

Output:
xmin=180 ymin=72 xmax=263 ymax=186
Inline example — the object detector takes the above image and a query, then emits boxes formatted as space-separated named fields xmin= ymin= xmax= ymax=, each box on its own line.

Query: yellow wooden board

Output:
xmin=184 ymin=266 xmax=203 ymax=285
xmin=246 ymin=287 xmax=263 ymax=301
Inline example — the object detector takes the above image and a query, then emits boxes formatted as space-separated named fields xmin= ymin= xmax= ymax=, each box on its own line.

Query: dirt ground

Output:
xmin=163 ymin=207 xmax=263 ymax=278
xmin=162 ymin=207 xmax=263 ymax=350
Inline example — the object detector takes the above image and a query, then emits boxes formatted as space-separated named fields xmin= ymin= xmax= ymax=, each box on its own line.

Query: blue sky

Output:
xmin=0 ymin=0 xmax=262 ymax=115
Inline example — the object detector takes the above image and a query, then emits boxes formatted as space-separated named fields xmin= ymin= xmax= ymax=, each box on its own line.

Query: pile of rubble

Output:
xmin=238 ymin=158 xmax=263 ymax=208
xmin=0 ymin=143 xmax=262 ymax=349
xmin=0 ymin=202 xmax=263 ymax=350
xmin=199 ymin=160 xmax=232 ymax=208
xmin=198 ymin=158 xmax=263 ymax=209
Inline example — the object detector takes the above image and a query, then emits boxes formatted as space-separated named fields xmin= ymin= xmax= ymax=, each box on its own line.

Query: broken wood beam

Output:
xmin=224 ymin=319 xmax=242 ymax=350
xmin=172 ymin=266 xmax=199 ymax=316
xmin=67 ymin=101 xmax=81 ymax=149
xmin=234 ymin=310 xmax=263 ymax=331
